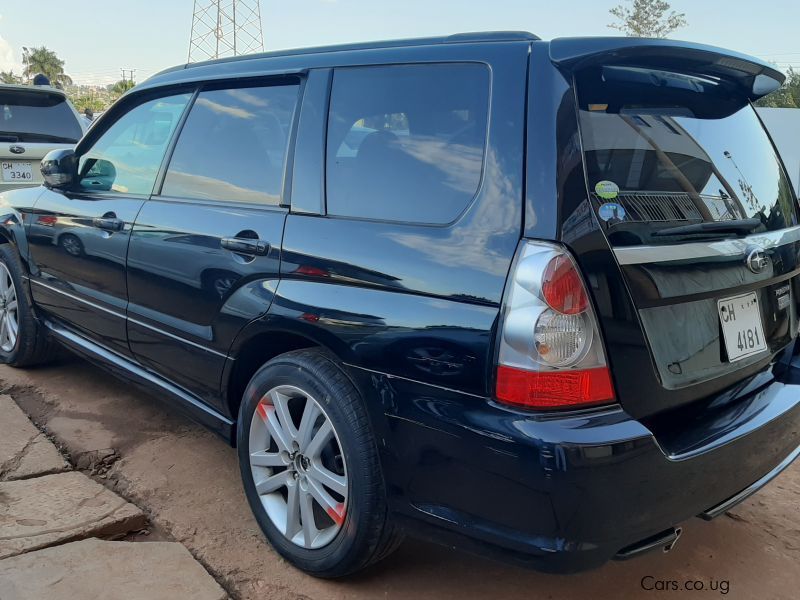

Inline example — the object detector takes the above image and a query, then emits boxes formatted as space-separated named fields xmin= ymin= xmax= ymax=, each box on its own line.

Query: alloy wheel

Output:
xmin=248 ymin=385 xmax=348 ymax=549
xmin=0 ymin=263 xmax=18 ymax=352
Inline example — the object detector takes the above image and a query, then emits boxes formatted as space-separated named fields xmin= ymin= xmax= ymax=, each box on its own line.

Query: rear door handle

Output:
xmin=92 ymin=216 xmax=124 ymax=231
xmin=221 ymin=237 xmax=270 ymax=256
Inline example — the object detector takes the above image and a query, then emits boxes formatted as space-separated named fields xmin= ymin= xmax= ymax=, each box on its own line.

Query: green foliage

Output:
xmin=0 ymin=70 xmax=22 ymax=84
xmin=755 ymin=69 xmax=800 ymax=109
xmin=609 ymin=0 xmax=687 ymax=38
xmin=22 ymin=46 xmax=73 ymax=87
xmin=72 ymin=95 xmax=105 ymax=113
xmin=111 ymin=79 xmax=136 ymax=98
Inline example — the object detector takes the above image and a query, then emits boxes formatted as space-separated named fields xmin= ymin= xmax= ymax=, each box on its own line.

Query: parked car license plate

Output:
xmin=718 ymin=292 xmax=767 ymax=362
xmin=1 ymin=161 xmax=33 ymax=182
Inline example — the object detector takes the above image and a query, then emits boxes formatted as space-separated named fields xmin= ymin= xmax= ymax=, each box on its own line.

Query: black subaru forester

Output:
xmin=1 ymin=32 xmax=799 ymax=577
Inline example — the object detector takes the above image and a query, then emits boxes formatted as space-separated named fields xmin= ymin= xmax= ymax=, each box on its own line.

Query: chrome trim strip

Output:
xmin=127 ymin=316 xmax=229 ymax=359
xmin=31 ymin=278 xmax=230 ymax=360
xmin=614 ymin=225 xmax=800 ymax=265
xmin=30 ymin=278 xmax=127 ymax=320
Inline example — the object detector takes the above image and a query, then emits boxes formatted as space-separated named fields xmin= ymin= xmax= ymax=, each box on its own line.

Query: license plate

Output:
xmin=1 ymin=161 xmax=33 ymax=182
xmin=718 ymin=292 xmax=767 ymax=362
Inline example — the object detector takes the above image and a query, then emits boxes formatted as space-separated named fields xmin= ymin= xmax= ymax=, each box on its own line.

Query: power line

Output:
xmin=188 ymin=0 xmax=264 ymax=62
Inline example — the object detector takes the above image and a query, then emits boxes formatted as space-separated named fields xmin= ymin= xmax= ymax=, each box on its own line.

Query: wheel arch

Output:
xmin=223 ymin=318 xmax=357 ymax=426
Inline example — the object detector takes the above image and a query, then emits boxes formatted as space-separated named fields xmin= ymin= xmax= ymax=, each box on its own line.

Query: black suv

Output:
xmin=2 ymin=32 xmax=799 ymax=577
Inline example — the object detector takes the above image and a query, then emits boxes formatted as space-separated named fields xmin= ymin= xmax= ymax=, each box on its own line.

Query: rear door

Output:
xmin=0 ymin=86 xmax=84 ymax=191
xmin=571 ymin=62 xmax=800 ymax=419
xmin=27 ymin=92 xmax=192 ymax=357
xmin=126 ymin=79 xmax=299 ymax=409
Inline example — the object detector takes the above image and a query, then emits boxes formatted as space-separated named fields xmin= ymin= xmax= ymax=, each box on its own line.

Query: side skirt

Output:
xmin=43 ymin=319 xmax=236 ymax=444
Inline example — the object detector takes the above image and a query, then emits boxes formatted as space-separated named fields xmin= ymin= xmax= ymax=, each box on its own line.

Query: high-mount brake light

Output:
xmin=495 ymin=241 xmax=615 ymax=410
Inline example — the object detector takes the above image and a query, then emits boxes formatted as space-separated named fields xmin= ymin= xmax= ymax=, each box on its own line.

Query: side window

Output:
xmin=326 ymin=63 xmax=490 ymax=224
xmin=161 ymin=84 xmax=299 ymax=205
xmin=78 ymin=94 xmax=191 ymax=195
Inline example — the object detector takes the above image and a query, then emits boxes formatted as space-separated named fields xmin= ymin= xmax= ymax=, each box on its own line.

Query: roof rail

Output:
xmin=445 ymin=31 xmax=540 ymax=43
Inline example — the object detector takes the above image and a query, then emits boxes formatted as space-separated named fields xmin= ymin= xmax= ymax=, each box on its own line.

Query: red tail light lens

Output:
xmin=495 ymin=241 xmax=615 ymax=411
xmin=541 ymin=255 xmax=589 ymax=315
xmin=496 ymin=365 xmax=614 ymax=409
xmin=36 ymin=215 xmax=58 ymax=226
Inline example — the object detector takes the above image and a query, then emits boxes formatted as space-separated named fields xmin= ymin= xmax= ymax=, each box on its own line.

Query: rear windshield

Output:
xmin=576 ymin=66 xmax=797 ymax=246
xmin=0 ymin=89 xmax=83 ymax=143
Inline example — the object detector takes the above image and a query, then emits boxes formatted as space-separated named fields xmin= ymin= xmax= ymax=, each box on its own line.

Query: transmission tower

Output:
xmin=188 ymin=0 xmax=264 ymax=62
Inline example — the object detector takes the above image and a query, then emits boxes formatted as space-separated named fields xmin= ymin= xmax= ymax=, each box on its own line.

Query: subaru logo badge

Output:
xmin=745 ymin=246 xmax=768 ymax=274
xmin=9 ymin=145 xmax=24 ymax=155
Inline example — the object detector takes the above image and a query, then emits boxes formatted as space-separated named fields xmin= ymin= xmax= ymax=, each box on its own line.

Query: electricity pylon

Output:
xmin=188 ymin=0 xmax=264 ymax=62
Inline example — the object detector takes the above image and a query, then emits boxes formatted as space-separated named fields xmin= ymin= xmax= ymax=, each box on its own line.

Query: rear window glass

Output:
xmin=326 ymin=63 xmax=489 ymax=224
xmin=0 ymin=89 xmax=83 ymax=143
xmin=576 ymin=66 xmax=797 ymax=246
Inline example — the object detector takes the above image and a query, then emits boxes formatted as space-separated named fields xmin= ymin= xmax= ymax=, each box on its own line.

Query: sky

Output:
xmin=0 ymin=0 xmax=799 ymax=86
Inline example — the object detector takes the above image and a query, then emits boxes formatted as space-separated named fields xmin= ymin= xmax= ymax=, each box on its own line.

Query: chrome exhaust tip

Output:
xmin=614 ymin=527 xmax=682 ymax=561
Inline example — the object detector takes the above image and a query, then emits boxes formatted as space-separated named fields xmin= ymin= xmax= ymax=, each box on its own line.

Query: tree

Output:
xmin=0 ymin=70 xmax=22 ymax=84
xmin=609 ymin=0 xmax=687 ymax=38
xmin=756 ymin=68 xmax=800 ymax=109
xmin=72 ymin=95 xmax=106 ymax=114
xmin=110 ymin=79 xmax=135 ymax=98
xmin=22 ymin=46 xmax=73 ymax=86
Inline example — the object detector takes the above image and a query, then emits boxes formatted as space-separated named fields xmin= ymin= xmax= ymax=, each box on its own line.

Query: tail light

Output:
xmin=36 ymin=215 xmax=58 ymax=227
xmin=495 ymin=241 xmax=615 ymax=410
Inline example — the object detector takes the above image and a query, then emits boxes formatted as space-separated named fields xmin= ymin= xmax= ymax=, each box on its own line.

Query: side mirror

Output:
xmin=40 ymin=149 xmax=78 ymax=189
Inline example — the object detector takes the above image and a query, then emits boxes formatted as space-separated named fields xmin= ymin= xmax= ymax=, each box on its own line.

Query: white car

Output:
xmin=0 ymin=84 xmax=86 ymax=192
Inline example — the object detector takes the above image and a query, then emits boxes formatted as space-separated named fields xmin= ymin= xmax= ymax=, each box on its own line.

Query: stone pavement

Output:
xmin=0 ymin=394 xmax=67 ymax=481
xmin=0 ymin=538 xmax=227 ymax=600
xmin=0 ymin=393 xmax=228 ymax=599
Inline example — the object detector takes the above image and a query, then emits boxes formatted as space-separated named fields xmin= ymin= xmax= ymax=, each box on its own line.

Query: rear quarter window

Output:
xmin=325 ymin=63 xmax=490 ymax=224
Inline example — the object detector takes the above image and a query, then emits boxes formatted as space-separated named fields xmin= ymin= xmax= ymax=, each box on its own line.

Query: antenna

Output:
xmin=188 ymin=0 xmax=264 ymax=62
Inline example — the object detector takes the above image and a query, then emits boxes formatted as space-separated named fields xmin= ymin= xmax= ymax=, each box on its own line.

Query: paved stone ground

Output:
xmin=0 ymin=538 xmax=227 ymax=600
xmin=0 ymin=392 xmax=229 ymax=599
xmin=0 ymin=471 xmax=146 ymax=559
xmin=0 ymin=393 xmax=67 ymax=481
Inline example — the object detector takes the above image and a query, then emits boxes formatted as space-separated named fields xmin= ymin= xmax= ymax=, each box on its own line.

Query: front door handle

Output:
xmin=221 ymin=237 xmax=270 ymax=256
xmin=92 ymin=216 xmax=124 ymax=231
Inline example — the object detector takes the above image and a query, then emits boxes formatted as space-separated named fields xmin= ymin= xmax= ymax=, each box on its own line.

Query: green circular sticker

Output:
xmin=595 ymin=180 xmax=619 ymax=200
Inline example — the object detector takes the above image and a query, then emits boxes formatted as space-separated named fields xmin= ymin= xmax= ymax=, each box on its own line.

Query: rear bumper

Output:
xmin=351 ymin=354 xmax=800 ymax=573
xmin=0 ymin=181 xmax=40 ymax=193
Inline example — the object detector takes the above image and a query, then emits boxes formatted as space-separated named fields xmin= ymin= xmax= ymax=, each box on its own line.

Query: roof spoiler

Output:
xmin=549 ymin=37 xmax=785 ymax=101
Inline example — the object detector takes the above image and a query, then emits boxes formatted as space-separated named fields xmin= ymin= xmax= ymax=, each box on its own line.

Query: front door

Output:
xmin=27 ymin=92 xmax=193 ymax=357
xmin=126 ymin=80 xmax=299 ymax=409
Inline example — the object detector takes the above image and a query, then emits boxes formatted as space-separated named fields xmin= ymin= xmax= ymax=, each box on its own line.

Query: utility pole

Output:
xmin=188 ymin=0 xmax=264 ymax=63
xmin=120 ymin=69 xmax=136 ymax=85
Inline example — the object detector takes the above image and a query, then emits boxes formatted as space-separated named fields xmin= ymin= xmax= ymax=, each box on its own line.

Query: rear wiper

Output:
xmin=653 ymin=218 xmax=762 ymax=237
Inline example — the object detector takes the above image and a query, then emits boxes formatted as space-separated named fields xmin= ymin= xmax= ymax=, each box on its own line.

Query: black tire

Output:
xmin=0 ymin=244 xmax=57 ymax=367
xmin=237 ymin=348 xmax=403 ymax=577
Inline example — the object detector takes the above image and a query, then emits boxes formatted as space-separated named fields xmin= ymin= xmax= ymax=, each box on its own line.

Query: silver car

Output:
xmin=0 ymin=84 xmax=86 ymax=192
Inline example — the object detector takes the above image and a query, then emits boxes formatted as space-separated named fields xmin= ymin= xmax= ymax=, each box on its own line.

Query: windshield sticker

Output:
xmin=595 ymin=180 xmax=620 ymax=200
xmin=598 ymin=202 xmax=626 ymax=223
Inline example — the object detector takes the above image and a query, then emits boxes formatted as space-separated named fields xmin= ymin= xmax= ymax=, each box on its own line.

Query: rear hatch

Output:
xmin=565 ymin=42 xmax=799 ymax=419
xmin=0 ymin=86 xmax=83 ymax=190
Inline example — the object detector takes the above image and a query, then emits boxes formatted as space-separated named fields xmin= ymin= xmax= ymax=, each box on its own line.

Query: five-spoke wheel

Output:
xmin=248 ymin=385 xmax=348 ymax=549
xmin=0 ymin=262 xmax=19 ymax=353
xmin=237 ymin=349 xmax=402 ymax=577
